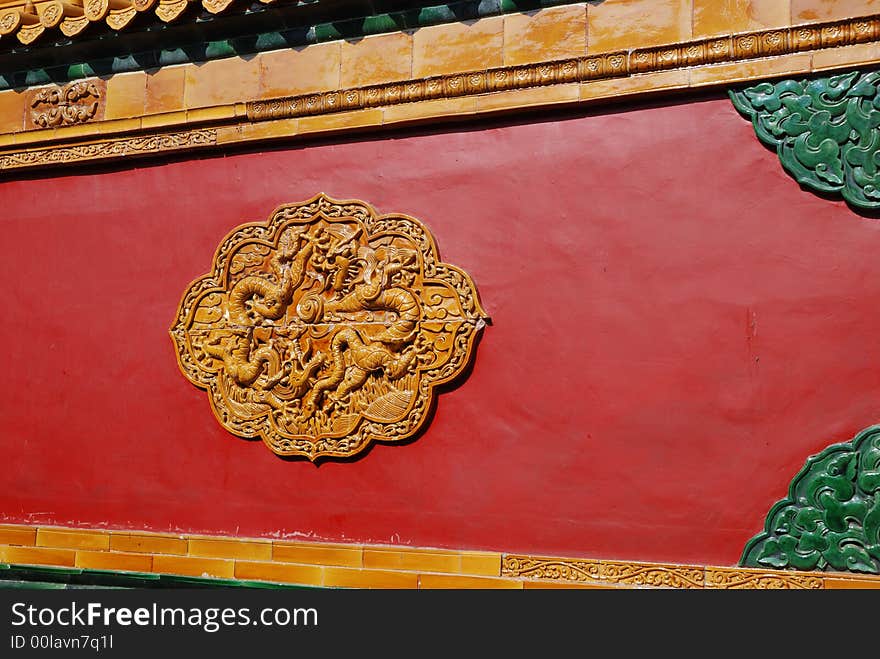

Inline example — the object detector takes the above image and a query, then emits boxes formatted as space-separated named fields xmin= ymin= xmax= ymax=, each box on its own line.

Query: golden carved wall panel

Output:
xmin=26 ymin=80 xmax=105 ymax=129
xmin=170 ymin=194 xmax=488 ymax=461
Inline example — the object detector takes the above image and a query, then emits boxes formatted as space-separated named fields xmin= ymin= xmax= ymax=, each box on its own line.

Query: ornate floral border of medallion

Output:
xmin=170 ymin=193 xmax=488 ymax=461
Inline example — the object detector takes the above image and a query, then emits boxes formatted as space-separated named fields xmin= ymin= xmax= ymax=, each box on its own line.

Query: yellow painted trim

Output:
xmin=2 ymin=523 xmax=880 ymax=589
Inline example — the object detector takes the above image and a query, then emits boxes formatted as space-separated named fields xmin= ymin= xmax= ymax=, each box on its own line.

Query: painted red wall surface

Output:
xmin=3 ymin=93 xmax=880 ymax=566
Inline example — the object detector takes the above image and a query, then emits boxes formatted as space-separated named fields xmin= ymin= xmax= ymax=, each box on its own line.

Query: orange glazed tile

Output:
xmin=588 ymin=0 xmax=693 ymax=53
xmin=273 ymin=542 xmax=363 ymax=568
xmin=188 ymin=538 xmax=272 ymax=561
xmin=233 ymin=117 xmax=299 ymax=142
xmin=1 ymin=546 xmax=76 ymax=567
xmin=460 ymin=552 xmax=502 ymax=577
xmin=145 ymin=66 xmax=186 ymax=114
xmin=153 ymin=555 xmax=234 ymax=579
xmin=297 ymin=108 xmax=383 ymax=135
xmin=75 ymin=551 xmax=153 ymax=572
xmin=688 ymin=53 xmax=812 ymax=86
xmin=13 ymin=127 xmax=56 ymax=143
xmin=362 ymin=548 xmax=460 ymax=573
xmin=824 ymin=577 xmax=880 ymax=589
xmin=504 ymin=4 xmax=587 ymax=66
xmin=811 ymin=42 xmax=880 ymax=70
xmin=580 ymin=69 xmax=689 ymax=101
xmin=419 ymin=574 xmax=523 ymax=589
xmin=110 ymin=532 xmax=187 ymax=555
xmin=234 ymin=561 xmax=324 ymax=587
xmin=412 ymin=16 xmax=504 ymax=78
xmin=341 ymin=32 xmax=412 ymax=88
xmin=260 ymin=43 xmax=341 ymax=98
xmin=792 ymin=0 xmax=879 ymax=22
xmin=96 ymin=117 xmax=141 ymax=135
xmin=184 ymin=57 xmax=261 ymax=109
xmin=323 ymin=567 xmax=418 ymax=589
xmin=186 ymin=106 xmax=236 ymax=123
xmin=36 ymin=528 xmax=109 ymax=551
xmin=476 ymin=84 xmax=580 ymax=114
xmin=53 ymin=122 xmax=100 ymax=140
xmin=140 ymin=110 xmax=188 ymax=130
xmin=0 ymin=89 xmax=25 ymax=133
xmin=104 ymin=72 xmax=146 ymax=120
xmin=0 ymin=525 xmax=36 ymax=546
xmin=693 ymin=0 xmax=791 ymax=38
xmin=382 ymin=97 xmax=476 ymax=125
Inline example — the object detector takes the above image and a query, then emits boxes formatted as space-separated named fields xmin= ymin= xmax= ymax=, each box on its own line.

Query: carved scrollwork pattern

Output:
xmin=502 ymin=556 xmax=601 ymax=582
xmin=29 ymin=80 xmax=104 ymax=128
xmin=731 ymin=70 xmax=880 ymax=210
xmin=740 ymin=425 xmax=880 ymax=574
xmin=170 ymin=194 xmax=488 ymax=461
xmin=600 ymin=561 xmax=705 ymax=588
xmin=0 ymin=129 xmax=215 ymax=170
xmin=706 ymin=568 xmax=823 ymax=589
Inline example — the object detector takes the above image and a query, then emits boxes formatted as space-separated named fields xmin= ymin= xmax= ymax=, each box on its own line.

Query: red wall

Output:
xmin=3 ymin=93 xmax=880 ymax=566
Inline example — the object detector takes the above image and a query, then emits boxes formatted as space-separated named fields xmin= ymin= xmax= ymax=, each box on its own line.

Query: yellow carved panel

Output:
xmin=170 ymin=194 xmax=488 ymax=461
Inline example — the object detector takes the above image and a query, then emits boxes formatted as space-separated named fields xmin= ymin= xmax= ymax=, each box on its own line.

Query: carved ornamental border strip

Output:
xmin=246 ymin=15 xmax=880 ymax=124
xmin=501 ymin=556 xmax=826 ymax=589
xmin=3 ymin=522 xmax=878 ymax=588
xmin=0 ymin=128 xmax=216 ymax=169
xmin=3 ymin=14 xmax=880 ymax=171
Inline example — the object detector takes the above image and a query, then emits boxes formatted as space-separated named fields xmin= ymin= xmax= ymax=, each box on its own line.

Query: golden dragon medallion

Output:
xmin=170 ymin=194 xmax=488 ymax=461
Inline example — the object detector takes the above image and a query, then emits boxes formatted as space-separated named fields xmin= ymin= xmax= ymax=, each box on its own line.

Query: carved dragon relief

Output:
xmin=170 ymin=194 xmax=488 ymax=461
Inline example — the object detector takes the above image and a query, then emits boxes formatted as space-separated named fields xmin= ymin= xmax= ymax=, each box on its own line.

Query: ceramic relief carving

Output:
xmin=741 ymin=425 xmax=880 ymax=574
xmin=28 ymin=80 xmax=104 ymax=128
xmin=731 ymin=69 xmax=880 ymax=210
xmin=170 ymin=194 xmax=488 ymax=461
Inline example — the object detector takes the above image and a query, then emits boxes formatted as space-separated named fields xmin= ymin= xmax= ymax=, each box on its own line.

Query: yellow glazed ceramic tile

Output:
xmin=260 ymin=43 xmax=341 ymax=98
xmin=75 ymin=550 xmax=153 ymax=572
xmin=588 ymin=0 xmax=693 ymax=53
xmin=273 ymin=543 xmax=364 ymax=568
xmin=1 ymin=546 xmax=76 ymax=567
xmin=413 ymin=16 xmax=504 ymax=77
xmin=693 ymin=0 xmax=791 ymax=38
xmin=109 ymin=532 xmax=187 ymax=556
xmin=36 ymin=528 xmax=109 ymax=551
xmin=503 ymin=4 xmax=587 ymax=65
xmin=341 ymin=32 xmax=413 ymax=87
xmin=188 ymin=538 xmax=272 ymax=561
xmin=234 ymin=561 xmax=324 ymax=586
xmin=152 ymin=555 xmax=235 ymax=579
xmin=0 ymin=525 xmax=36 ymax=546
xmin=323 ymin=567 xmax=418 ymax=589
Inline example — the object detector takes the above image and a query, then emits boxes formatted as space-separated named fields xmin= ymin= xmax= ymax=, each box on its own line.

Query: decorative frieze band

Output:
xmin=247 ymin=15 xmax=880 ymax=123
xmin=0 ymin=523 xmax=879 ymax=588
xmin=4 ymin=14 xmax=880 ymax=173
xmin=502 ymin=555 xmax=834 ymax=589
xmin=0 ymin=128 xmax=216 ymax=170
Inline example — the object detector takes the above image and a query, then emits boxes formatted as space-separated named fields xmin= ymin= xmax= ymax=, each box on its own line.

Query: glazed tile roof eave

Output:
xmin=0 ymin=0 xmax=580 ymax=84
